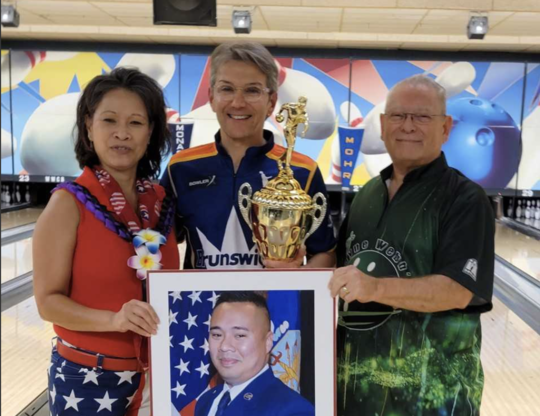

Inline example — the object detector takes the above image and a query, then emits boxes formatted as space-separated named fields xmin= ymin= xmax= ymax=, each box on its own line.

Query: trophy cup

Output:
xmin=238 ymin=96 xmax=327 ymax=261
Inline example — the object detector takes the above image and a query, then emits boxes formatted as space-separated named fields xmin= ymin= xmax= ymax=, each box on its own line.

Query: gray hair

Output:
xmin=386 ymin=74 xmax=447 ymax=114
xmin=210 ymin=41 xmax=278 ymax=93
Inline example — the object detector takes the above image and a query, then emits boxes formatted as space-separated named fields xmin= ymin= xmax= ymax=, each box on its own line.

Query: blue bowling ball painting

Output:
xmin=444 ymin=97 xmax=522 ymax=188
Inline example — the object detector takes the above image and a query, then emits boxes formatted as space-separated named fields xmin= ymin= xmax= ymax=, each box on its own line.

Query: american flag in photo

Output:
xmin=168 ymin=291 xmax=219 ymax=415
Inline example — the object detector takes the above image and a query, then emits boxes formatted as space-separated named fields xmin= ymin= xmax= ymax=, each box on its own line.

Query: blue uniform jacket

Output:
xmin=194 ymin=367 xmax=315 ymax=416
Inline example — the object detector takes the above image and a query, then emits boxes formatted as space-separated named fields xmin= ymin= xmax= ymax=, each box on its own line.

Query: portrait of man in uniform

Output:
xmin=195 ymin=291 xmax=314 ymax=416
xmin=148 ymin=270 xmax=334 ymax=415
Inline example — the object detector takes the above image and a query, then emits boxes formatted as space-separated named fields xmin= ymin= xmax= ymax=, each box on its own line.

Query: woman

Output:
xmin=33 ymin=67 xmax=179 ymax=415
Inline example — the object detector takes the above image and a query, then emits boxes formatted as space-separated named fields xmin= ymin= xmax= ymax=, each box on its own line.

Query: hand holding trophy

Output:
xmin=238 ymin=96 xmax=327 ymax=262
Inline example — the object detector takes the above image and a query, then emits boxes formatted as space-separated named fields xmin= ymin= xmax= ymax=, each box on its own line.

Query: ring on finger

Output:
xmin=340 ymin=286 xmax=350 ymax=295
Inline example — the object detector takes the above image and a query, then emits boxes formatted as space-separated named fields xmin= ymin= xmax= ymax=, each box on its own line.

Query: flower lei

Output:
xmin=54 ymin=182 xmax=175 ymax=281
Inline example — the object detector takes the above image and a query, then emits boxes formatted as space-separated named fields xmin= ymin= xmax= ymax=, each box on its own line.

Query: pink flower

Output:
xmin=127 ymin=245 xmax=162 ymax=280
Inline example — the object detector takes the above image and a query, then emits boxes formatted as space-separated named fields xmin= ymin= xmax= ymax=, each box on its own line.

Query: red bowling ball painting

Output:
xmin=1 ymin=50 xmax=539 ymax=191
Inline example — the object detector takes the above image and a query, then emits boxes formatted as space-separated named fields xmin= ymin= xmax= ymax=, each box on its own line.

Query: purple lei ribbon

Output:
xmin=53 ymin=181 xmax=174 ymax=243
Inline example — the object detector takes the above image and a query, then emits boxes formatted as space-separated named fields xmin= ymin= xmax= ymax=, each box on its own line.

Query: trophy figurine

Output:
xmin=238 ymin=96 xmax=327 ymax=261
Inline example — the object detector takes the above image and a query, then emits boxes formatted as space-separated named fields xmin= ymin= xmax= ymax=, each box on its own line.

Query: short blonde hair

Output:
xmin=210 ymin=41 xmax=278 ymax=93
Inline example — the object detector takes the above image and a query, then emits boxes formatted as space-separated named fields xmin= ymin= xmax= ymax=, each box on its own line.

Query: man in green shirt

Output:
xmin=329 ymin=74 xmax=495 ymax=416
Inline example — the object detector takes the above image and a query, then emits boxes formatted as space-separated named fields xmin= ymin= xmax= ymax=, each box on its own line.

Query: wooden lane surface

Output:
xmin=1 ymin=237 xmax=33 ymax=284
xmin=481 ymin=296 xmax=540 ymax=415
xmin=2 ymin=241 xmax=537 ymax=416
xmin=495 ymin=222 xmax=540 ymax=282
xmin=1 ymin=208 xmax=43 ymax=231
xmin=1 ymin=297 xmax=55 ymax=416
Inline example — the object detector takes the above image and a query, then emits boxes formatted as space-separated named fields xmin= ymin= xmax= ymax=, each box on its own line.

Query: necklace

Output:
xmin=54 ymin=181 xmax=175 ymax=280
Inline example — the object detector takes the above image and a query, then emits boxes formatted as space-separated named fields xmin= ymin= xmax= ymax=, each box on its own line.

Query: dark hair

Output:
xmin=74 ymin=67 xmax=171 ymax=179
xmin=215 ymin=291 xmax=271 ymax=322
xmin=210 ymin=41 xmax=278 ymax=93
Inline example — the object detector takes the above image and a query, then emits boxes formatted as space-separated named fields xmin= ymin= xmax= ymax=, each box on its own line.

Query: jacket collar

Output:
xmin=380 ymin=152 xmax=449 ymax=184
xmin=214 ymin=129 xmax=275 ymax=159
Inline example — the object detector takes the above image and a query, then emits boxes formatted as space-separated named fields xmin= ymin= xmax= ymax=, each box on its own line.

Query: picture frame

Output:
xmin=147 ymin=269 xmax=336 ymax=416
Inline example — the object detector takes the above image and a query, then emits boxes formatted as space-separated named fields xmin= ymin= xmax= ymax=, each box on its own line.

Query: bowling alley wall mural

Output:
xmin=1 ymin=49 xmax=539 ymax=191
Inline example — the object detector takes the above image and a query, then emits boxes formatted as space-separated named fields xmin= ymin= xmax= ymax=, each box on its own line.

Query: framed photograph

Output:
xmin=147 ymin=269 xmax=336 ymax=416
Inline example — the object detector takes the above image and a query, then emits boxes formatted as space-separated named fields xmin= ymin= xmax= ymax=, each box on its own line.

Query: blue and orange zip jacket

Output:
xmin=161 ymin=130 xmax=336 ymax=269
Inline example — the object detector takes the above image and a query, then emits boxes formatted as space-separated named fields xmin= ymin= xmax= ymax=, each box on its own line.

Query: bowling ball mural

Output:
xmin=346 ymin=60 xmax=539 ymax=190
xmin=444 ymin=97 xmax=522 ymax=188
xmin=1 ymin=49 xmax=539 ymax=192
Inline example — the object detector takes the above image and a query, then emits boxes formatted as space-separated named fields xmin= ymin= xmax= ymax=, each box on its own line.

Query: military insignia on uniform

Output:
xmin=463 ymin=258 xmax=478 ymax=281
xmin=269 ymin=328 xmax=301 ymax=392
xmin=243 ymin=392 xmax=253 ymax=401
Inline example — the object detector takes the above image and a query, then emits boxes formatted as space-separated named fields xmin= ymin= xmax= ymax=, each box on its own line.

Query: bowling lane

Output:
xmin=1 ymin=296 xmax=55 ymax=416
xmin=0 ymin=234 xmax=184 ymax=286
xmin=495 ymin=221 xmax=540 ymax=282
xmin=1 ymin=207 xmax=43 ymax=231
xmin=2 ymin=285 xmax=536 ymax=416
xmin=1 ymin=236 xmax=33 ymax=284
xmin=481 ymin=296 xmax=540 ymax=415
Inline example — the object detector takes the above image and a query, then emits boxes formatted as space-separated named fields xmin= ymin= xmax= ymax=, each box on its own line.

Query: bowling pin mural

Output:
xmin=20 ymin=92 xmax=82 ymax=176
xmin=1 ymin=128 xmax=17 ymax=159
xmin=17 ymin=53 xmax=177 ymax=176
xmin=340 ymin=101 xmax=364 ymax=128
xmin=510 ymin=102 xmax=540 ymax=189
xmin=360 ymin=101 xmax=392 ymax=178
xmin=1 ymin=51 xmax=46 ymax=89
xmin=434 ymin=62 xmax=476 ymax=98
xmin=178 ymin=102 xmax=284 ymax=149
xmin=115 ymin=54 xmax=175 ymax=89
xmin=275 ymin=63 xmax=336 ymax=140
xmin=1 ymin=51 xmax=79 ymax=89
xmin=5 ymin=52 xmax=537 ymax=191
xmin=327 ymin=134 xmax=342 ymax=184
xmin=181 ymin=59 xmax=336 ymax=150
xmin=166 ymin=108 xmax=181 ymax=124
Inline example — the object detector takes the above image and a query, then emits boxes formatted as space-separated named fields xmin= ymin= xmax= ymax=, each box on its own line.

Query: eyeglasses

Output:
xmin=214 ymin=84 xmax=271 ymax=103
xmin=384 ymin=113 xmax=446 ymax=125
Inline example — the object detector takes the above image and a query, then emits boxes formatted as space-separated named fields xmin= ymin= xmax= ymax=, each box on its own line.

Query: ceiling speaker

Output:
xmin=154 ymin=0 xmax=217 ymax=27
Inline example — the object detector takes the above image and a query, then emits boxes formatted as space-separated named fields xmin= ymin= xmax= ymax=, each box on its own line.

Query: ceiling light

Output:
xmin=1 ymin=4 xmax=19 ymax=28
xmin=467 ymin=16 xmax=488 ymax=40
xmin=232 ymin=10 xmax=251 ymax=34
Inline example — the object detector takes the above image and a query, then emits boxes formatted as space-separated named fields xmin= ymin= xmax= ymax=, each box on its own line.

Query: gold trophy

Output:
xmin=238 ymin=96 xmax=327 ymax=261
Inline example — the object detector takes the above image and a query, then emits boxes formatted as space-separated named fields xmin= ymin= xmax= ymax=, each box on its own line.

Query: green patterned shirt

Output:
xmin=337 ymin=153 xmax=494 ymax=416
